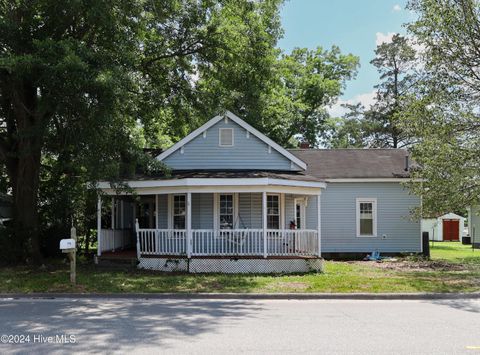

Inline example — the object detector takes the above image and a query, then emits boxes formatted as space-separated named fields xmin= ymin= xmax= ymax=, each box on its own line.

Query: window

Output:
xmin=219 ymin=128 xmax=234 ymax=147
xmin=173 ymin=195 xmax=186 ymax=229
xmin=219 ymin=194 xmax=234 ymax=229
xmin=267 ymin=195 xmax=280 ymax=229
xmin=356 ymin=198 xmax=377 ymax=237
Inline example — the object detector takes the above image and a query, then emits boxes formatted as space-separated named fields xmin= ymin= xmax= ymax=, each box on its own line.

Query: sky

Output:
xmin=279 ymin=0 xmax=413 ymax=116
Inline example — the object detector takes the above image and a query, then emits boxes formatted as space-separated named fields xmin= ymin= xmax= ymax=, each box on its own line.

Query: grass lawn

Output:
xmin=0 ymin=242 xmax=479 ymax=294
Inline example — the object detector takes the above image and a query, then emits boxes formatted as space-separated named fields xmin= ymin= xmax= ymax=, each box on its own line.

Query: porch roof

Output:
xmin=97 ymin=170 xmax=325 ymax=194
xmin=132 ymin=170 xmax=323 ymax=182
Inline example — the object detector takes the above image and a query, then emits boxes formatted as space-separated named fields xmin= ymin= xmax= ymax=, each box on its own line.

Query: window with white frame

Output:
xmin=356 ymin=198 xmax=377 ymax=237
xmin=173 ymin=195 xmax=186 ymax=229
xmin=219 ymin=128 xmax=234 ymax=147
xmin=219 ymin=194 xmax=234 ymax=229
xmin=267 ymin=195 xmax=280 ymax=229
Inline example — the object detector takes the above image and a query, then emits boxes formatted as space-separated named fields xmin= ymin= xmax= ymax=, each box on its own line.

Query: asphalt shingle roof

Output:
xmin=288 ymin=148 xmax=410 ymax=179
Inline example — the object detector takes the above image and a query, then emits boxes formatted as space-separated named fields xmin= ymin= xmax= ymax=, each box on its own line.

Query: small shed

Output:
xmin=421 ymin=213 xmax=465 ymax=241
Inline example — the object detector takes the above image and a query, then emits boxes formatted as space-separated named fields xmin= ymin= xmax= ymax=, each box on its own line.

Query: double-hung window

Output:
xmin=173 ymin=195 xmax=186 ymax=229
xmin=356 ymin=198 xmax=377 ymax=237
xmin=219 ymin=194 xmax=234 ymax=229
xmin=267 ymin=195 xmax=280 ymax=229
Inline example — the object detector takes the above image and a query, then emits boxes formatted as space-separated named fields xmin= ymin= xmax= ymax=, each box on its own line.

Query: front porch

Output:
xmin=96 ymin=177 xmax=324 ymax=272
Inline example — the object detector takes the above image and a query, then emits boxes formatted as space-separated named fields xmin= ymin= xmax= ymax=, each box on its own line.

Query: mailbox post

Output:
xmin=59 ymin=226 xmax=77 ymax=285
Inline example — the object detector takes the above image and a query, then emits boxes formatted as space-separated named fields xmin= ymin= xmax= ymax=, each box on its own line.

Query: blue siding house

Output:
xmin=96 ymin=111 xmax=421 ymax=273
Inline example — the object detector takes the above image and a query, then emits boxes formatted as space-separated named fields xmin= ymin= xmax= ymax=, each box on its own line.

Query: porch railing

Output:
xmin=136 ymin=228 xmax=318 ymax=257
xmin=99 ymin=229 xmax=132 ymax=254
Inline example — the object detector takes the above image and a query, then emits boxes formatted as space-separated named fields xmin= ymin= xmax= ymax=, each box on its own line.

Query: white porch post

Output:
xmin=111 ymin=197 xmax=115 ymax=229
xmin=155 ymin=194 xmax=159 ymax=229
xmin=135 ymin=218 xmax=140 ymax=260
xmin=97 ymin=195 xmax=102 ymax=256
xmin=317 ymin=193 xmax=321 ymax=257
xmin=187 ymin=192 xmax=192 ymax=258
xmin=262 ymin=191 xmax=267 ymax=258
xmin=120 ymin=200 xmax=124 ymax=229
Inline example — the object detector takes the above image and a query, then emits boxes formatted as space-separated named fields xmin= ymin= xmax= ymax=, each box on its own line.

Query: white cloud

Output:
xmin=375 ymin=32 xmax=397 ymax=46
xmin=392 ymin=4 xmax=402 ymax=12
xmin=328 ymin=91 xmax=377 ymax=118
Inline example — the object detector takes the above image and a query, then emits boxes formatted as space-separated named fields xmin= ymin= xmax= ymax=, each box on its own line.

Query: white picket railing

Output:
xmin=99 ymin=229 xmax=132 ymax=254
xmin=138 ymin=229 xmax=187 ymax=255
xmin=137 ymin=228 xmax=317 ymax=257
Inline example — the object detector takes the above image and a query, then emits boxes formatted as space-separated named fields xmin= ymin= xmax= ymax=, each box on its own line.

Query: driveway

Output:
xmin=0 ymin=297 xmax=479 ymax=354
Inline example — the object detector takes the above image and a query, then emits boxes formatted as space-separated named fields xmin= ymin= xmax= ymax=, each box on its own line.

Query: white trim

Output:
xmin=171 ymin=193 xmax=187 ymax=230
xmin=213 ymin=193 xmax=219 ymax=231
xmin=97 ymin=178 xmax=326 ymax=189
xmin=186 ymin=192 xmax=192 ymax=258
xmin=294 ymin=198 xmax=306 ymax=230
xmin=155 ymin=111 xmax=307 ymax=170
xmin=262 ymin=191 xmax=267 ymax=258
xmin=280 ymin=193 xmax=285 ymax=229
xmin=327 ymin=178 xmax=420 ymax=183
xmin=167 ymin=194 xmax=173 ymax=229
xmin=356 ymin=198 xmax=377 ymax=238
xmin=218 ymin=193 xmax=236 ymax=229
xmin=111 ymin=197 xmax=115 ymax=229
xmin=101 ymin=185 xmax=323 ymax=196
xmin=155 ymin=195 xmax=159 ymax=229
xmin=219 ymin=128 xmax=234 ymax=147
xmin=266 ymin=193 xmax=281 ymax=230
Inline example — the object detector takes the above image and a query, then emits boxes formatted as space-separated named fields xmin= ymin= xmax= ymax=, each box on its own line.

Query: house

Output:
xmin=95 ymin=111 xmax=422 ymax=273
xmin=421 ymin=213 xmax=465 ymax=242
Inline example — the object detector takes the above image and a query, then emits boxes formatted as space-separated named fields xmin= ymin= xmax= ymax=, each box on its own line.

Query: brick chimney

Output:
xmin=299 ymin=142 xmax=310 ymax=149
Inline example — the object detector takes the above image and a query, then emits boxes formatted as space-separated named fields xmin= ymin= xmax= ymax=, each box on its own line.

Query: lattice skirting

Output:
xmin=138 ymin=257 xmax=323 ymax=274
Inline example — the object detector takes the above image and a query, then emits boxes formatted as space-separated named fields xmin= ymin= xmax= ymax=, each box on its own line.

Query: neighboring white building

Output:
xmin=421 ymin=213 xmax=465 ymax=241
xmin=468 ymin=206 xmax=480 ymax=246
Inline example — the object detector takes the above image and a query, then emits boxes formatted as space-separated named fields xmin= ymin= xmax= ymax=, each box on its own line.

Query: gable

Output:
xmin=161 ymin=117 xmax=302 ymax=171
xmin=157 ymin=111 xmax=306 ymax=171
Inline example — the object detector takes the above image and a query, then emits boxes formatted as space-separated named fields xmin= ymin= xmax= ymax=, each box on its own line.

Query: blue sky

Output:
xmin=279 ymin=0 xmax=412 ymax=115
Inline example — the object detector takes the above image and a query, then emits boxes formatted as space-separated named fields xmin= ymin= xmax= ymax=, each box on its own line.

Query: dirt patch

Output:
xmin=350 ymin=259 xmax=467 ymax=272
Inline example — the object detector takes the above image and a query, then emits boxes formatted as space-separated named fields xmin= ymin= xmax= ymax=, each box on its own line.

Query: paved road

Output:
xmin=0 ymin=297 xmax=479 ymax=354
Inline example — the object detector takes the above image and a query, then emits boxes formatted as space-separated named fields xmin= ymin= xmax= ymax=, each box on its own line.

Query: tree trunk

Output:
xmin=5 ymin=81 xmax=44 ymax=264
xmin=10 ymin=150 xmax=43 ymax=264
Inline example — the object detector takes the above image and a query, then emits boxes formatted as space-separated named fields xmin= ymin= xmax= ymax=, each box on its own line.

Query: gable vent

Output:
xmin=219 ymin=128 xmax=234 ymax=147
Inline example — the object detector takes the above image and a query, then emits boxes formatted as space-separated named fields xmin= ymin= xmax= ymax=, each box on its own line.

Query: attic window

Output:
xmin=219 ymin=128 xmax=234 ymax=147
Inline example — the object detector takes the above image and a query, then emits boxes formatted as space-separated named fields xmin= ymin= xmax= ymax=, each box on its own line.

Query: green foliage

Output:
xmin=265 ymin=47 xmax=359 ymax=146
xmin=400 ymin=0 xmax=480 ymax=215
xmin=330 ymin=34 xmax=418 ymax=148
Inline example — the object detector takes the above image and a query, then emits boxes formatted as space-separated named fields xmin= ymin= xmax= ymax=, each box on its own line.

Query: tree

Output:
xmin=265 ymin=47 xmax=359 ymax=147
xmin=1 ymin=0 xmax=285 ymax=263
xmin=400 ymin=0 xmax=480 ymax=215
xmin=329 ymin=34 xmax=417 ymax=149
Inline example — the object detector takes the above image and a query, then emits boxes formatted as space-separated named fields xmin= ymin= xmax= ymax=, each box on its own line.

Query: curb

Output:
xmin=1 ymin=292 xmax=480 ymax=300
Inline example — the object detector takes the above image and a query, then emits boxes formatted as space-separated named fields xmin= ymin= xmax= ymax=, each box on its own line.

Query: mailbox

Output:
xmin=60 ymin=239 xmax=76 ymax=253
